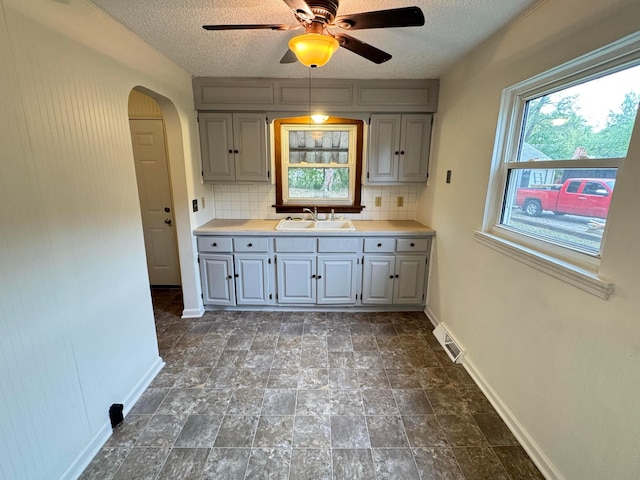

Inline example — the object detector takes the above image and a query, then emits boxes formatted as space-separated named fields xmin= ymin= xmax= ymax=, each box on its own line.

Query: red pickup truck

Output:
xmin=515 ymin=178 xmax=615 ymax=218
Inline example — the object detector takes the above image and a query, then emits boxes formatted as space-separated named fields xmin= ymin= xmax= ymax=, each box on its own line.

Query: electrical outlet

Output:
xmin=192 ymin=199 xmax=198 ymax=212
xmin=375 ymin=196 xmax=382 ymax=207
xmin=397 ymin=196 xmax=404 ymax=207
xmin=446 ymin=170 xmax=452 ymax=184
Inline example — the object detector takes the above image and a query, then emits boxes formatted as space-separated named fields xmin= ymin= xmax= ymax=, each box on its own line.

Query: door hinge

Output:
xmin=269 ymin=293 xmax=272 ymax=300
xmin=200 ymin=293 xmax=203 ymax=299
xmin=268 ymin=258 xmax=271 ymax=264
xmin=197 ymin=257 xmax=200 ymax=264
xmin=366 ymin=172 xmax=370 ymax=179
xmin=276 ymin=293 xmax=278 ymax=300
xmin=267 ymin=170 xmax=270 ymax=179
xmin=422 ymin=293 xmax=425 ymax=301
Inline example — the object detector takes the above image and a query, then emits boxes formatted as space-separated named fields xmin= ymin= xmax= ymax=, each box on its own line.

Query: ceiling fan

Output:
xmin=203 ymin=0 xmax=425 ymax=67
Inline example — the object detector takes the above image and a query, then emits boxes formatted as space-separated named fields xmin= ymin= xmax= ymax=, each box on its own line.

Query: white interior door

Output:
xmin=129 ymin=119 xmax=181 ymax=286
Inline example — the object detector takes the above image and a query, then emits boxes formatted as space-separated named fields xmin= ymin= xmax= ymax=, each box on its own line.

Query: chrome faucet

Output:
xmin=302 ymin=207 xmax=318 ymax=221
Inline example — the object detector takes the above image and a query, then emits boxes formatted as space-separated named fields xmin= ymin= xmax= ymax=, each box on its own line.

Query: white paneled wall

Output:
xmin=213 ymin=184 xmax=420 ymax=220
xmin=0 ymin=1 xmax=202 ymax=479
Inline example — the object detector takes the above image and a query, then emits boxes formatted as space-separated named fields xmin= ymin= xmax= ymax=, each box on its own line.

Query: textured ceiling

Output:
xmin=87 ymin=0 xmax=539 ymax=79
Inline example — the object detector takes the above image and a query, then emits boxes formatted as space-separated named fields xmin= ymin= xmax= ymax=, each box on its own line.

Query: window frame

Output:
xmin=478 ymin=32 xmax=640 ymax=299
xmin=273 ymin=116 xmax=364 ymax=214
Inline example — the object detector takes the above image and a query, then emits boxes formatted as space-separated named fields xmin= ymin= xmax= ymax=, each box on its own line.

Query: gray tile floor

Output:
xmin=80 ymin=288 xmax=545 ymax=480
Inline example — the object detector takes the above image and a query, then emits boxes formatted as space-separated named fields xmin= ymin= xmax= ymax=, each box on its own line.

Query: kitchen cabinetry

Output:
xmin=362 ymin=237 xmax=428 ymax=305
xmin=274 ymin=237 xmax=360 ymax=305
xmin=198 ymin=112 xmax=269 ymax=183
xmin=367 ymin=114 xmax=432 ymax=183
xmin=197 ymin=236 xmax=271 ymax=306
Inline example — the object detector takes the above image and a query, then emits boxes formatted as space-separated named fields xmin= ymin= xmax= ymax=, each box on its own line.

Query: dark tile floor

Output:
xmin=80 ymin=288 xmax=544 ymax=480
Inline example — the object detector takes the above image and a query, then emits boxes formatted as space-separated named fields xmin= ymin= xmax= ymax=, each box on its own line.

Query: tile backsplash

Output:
xmin=212 ymin=184 xmax=419 ymax=220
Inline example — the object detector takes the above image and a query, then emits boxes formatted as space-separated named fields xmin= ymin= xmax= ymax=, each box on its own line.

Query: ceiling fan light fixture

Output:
xmin=288 ymin=33 xmax=339 ymax=67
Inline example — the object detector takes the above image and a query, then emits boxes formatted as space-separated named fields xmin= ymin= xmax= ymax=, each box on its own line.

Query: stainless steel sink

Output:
xmin=275 ymin=219 xmax=356 ymax=231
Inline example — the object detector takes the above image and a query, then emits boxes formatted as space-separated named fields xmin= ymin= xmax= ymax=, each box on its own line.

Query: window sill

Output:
xmin=473 ymin=231 xmax=614 ymax=300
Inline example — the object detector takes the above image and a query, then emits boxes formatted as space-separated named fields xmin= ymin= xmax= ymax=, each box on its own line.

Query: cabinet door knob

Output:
xmin=228 ymin=149 xmax=233 ymax=154
xmin=377 ymin=243 xmax=382 ymax=247
xmin=389 ymin=275 xmax=394 ymax=279
xmin=317 ymin=275 xmax=322 ymax=279
xmin=400 ymin=150 xmax=405 ymax=155
xmin=234 ymin=149 xmax=239 ymax=154
xmin=395 ymin=274 xmax=399 ymax=278
xmin=235 ymin=274 xmax=239 ymax=278
xmin=311 ymin=274 xmax=316 ymax=279
xmin=394 ymin=151 xmax=400 ymax=155
xmin=227 ymin=275 xmax=232 ymax=280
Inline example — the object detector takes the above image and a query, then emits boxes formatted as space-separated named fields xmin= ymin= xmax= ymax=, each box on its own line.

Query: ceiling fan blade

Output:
xmin=279 ymin=49 xmax=298 ymax=64
xmin=333 ymin=6 xmax=425 ymax=30
xmin=203 ymin=24 xmax=295 ymax=31
xmin=281 ymin=0 xmax=314 ymax=20
xmin=334 ymin=34 xmax=392 ymax=64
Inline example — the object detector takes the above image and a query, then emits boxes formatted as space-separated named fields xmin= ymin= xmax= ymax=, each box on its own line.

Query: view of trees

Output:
xmin=288 ymin=167 xmax=349 ymax=198
xmin=523 ymin=91 xmax=640 ymax=160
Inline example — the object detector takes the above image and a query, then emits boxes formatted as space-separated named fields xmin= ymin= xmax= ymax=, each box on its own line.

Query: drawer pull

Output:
xmin=410 ymin=243 xmax=415 ymax=247
xmin=247 ymin=243 xmax=253 ymax=247
xmin=377 ymin=243 xmax=382 ymax=247
xmin=212 ymin=242 xmax=217 ymax=247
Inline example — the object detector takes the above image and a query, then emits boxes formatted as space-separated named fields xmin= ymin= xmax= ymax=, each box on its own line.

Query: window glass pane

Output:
xmin=518 ymin=64 xmax=640 ymax=161
xmin=288 ymin=130 xmax=350 ymax=164
xmin=501 ymin=168 xmax=617 ymax=254
xmin=288 ymin=167 xmax=349 ymax=199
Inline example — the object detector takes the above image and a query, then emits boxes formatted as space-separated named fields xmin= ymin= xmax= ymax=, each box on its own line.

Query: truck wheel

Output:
xmin=523 ymin=200 xmax=542 ymax=216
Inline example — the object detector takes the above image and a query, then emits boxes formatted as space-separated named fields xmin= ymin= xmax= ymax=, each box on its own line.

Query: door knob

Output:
xmin=164 ymin=219 xmax=172 ymax=226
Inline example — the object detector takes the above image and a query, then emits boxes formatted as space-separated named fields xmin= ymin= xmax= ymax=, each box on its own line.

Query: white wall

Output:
xmin=419 ymin=0 xmax=640 ymax=479
xmin=0 ymin=0 xmax=204 ymax=478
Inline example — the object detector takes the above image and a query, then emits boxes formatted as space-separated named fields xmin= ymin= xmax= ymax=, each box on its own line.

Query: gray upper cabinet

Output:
xmin=367 ymin=114 xmax=432 ymax=184
xmin=199 ymin=112 xmax=268 ymax=183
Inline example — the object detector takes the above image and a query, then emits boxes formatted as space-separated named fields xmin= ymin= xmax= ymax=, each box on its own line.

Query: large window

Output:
xmin=274 ymin=117 xmax=364 ymax=214
xmin=480 ymin=34 xmax=640 ymax=297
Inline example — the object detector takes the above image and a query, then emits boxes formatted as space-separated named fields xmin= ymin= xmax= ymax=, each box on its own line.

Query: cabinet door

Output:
xmin=317 ymin=255 xmax=358 ymax=305
xmin=398 ymin=114 xmax=432 ymax=182
xmin=233 ymin=113 xmax=269 ymax=182
xmin=199 ymin=113 xmax=235 ymax=182
xmin=367 ymin=114 xmax=401 ymax=183
xmin=361 ymin=255 xmax=395 ymax=304
xmin=199 ymin=254 xmax=235 ymax=306
xmin=393 ymin=255 xmax=426 ymax=304
xmin=234 ymin=254 xmax=269 ymax=305
xmin=276 ymin=255 xmax=315 ymax=304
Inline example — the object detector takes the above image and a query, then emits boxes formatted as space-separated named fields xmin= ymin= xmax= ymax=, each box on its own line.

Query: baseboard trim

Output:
xmin=182 ymin=306 xmax=205 ymax=318
xmin=462 ymin=357 xmax=564 ymax=480
xmin=59 ymin=356 xmax=165 ymax=480
xmin=421 ymin=307 xmax=562 ymax=480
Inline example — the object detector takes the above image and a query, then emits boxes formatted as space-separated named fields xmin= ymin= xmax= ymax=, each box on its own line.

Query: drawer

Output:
xmin=396 ymin=238 xmax=429 ymax=253
xmin=274 ymin=237 xmax=316 ymax=253
xmin=364 ymin=238 xmax=395 ymax=253
xmin=318 ymin=237 xmax=361 ymax=253
xmin=197 ymin=236 xmax=233 ymax=253
xmin=234 ymin=237 xmax=269 ymax=253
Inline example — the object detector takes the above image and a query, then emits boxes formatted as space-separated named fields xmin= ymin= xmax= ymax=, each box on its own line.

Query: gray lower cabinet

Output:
xmin=197 ymin=233 xmax=430 ymax=309
xmin=274 ymin=237 xmax=360 ymax=305
xmin=361 ymin=237 xmax=429 ymax=305
xmin=198 ymin=236 xmax=271 ymax=306
xmin=199 ymin=254 xmax=235 ymax=306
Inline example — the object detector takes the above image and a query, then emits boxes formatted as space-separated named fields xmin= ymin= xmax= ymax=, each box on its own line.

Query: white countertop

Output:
xmin=194 ymin=219 xmax=435 ymax=236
